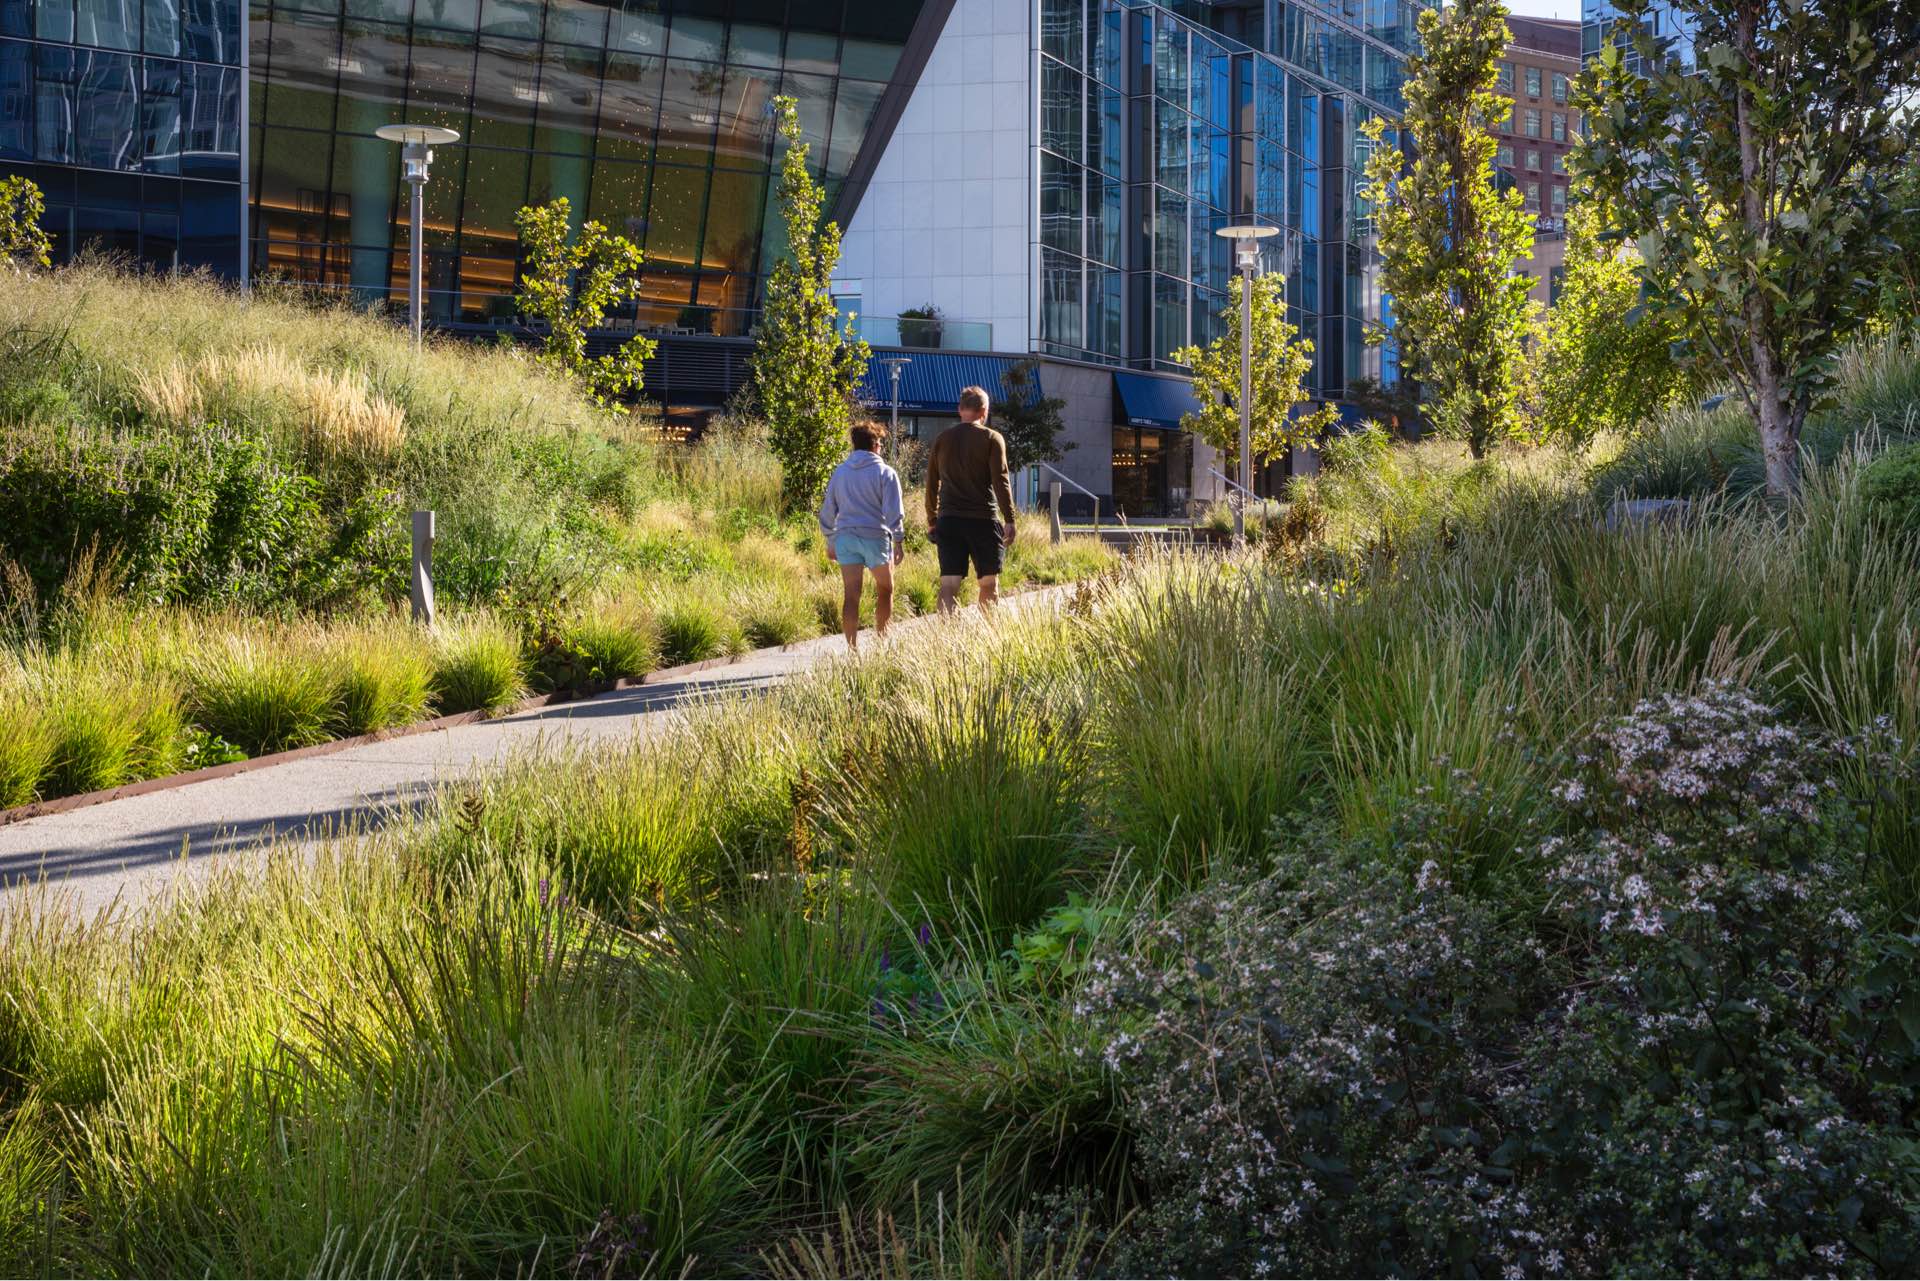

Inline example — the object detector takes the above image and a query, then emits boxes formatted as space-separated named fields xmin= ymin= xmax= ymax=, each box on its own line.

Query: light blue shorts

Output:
xmin=833 ymin=533 xmax=893 ymax=568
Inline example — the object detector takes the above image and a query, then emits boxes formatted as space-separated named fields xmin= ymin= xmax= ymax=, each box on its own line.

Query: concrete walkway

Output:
xmin=0 ymin=627 xmax=876 ymax=920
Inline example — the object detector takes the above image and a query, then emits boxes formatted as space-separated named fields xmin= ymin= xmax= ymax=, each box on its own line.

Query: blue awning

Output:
xmin=857 ymin=351 xmax=1043 ymax=415
xmin=1113 ymin=371 xmax=1202 ymax=430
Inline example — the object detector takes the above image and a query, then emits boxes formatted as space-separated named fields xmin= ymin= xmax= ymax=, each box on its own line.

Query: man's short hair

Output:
xmin=958 ymin=386 xmax=990 ymax=414
xmin=850 ymin=420 xmax=886 ymax=452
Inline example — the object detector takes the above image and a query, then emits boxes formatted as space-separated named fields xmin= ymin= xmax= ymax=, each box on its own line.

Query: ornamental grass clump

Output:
xmin=430 ymin=614 xmax=527 ymax=716
xmin=328 ymin=623 xmax=434 ymax=736
xmin=0 ymin=687 xmax=54 ymax=806
xmin=186 ymin=637 xmax=337 ymax=756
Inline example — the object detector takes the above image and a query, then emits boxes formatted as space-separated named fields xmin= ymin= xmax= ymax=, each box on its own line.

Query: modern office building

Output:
xmin=1493 ymin=14 xmax=1578 ymax=307
xmin=1581 ymin=0 xmax=1691 ymax=69
xmin=3 ymin=0 xmax=1423 ymax=517
xmin=0 ymin=0 xmax=245 ymax=274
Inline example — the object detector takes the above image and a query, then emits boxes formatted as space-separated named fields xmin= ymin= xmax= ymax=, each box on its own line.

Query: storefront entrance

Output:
xmin=1112 ymin=426 xmax=1173 ymax=518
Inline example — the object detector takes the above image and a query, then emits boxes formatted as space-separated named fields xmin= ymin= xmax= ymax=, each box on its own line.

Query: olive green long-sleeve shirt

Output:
xmin=925 ymin=421 xmax=1016 ymax=525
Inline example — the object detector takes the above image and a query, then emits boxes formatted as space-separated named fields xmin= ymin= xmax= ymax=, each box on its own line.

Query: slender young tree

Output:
xmin=1173 ymin=272 xmax=1336 ymax=476
xmin=513 ymin=197 xmax=657 ymax=407
xmin=752 ymin=96 xmax=871 ymax=514
xmin=996 ymin=358 xmax=1072 ymax=475
xmin=1529 ymin=191 xmax=1693 ymax=445
xmin=1577 ymin=0 xmax=1920 ymax=497
xmin=1360 ymin=0 xmax=1538 ymax=459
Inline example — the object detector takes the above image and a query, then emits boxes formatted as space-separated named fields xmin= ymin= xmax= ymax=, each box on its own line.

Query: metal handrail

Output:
xmin=1206 ymin=467 xmax=1261 ymax=509
xmin=1037 ymin=462 xmax=1101 ymax=535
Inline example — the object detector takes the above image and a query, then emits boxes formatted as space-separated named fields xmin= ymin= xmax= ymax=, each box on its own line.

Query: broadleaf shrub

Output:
xmin=1082 ymin=684 xmax=1920 ymax=1278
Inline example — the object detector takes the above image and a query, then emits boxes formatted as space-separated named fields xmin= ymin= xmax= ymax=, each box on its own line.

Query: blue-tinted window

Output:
xmin=1040 ymin=246 xmax=1082 ymax=350
xmin=0 ymin=38 xmax=27 ymax=157
xmin=141 ymin=56 xmax=181 ymax=173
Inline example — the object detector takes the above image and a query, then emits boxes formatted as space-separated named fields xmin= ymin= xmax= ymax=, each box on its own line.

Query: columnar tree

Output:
xmin=1360 ymin=0 xmax=1538 ymax=459
xmin=752 ymin=96 xmax=871 ymax=514
xmin=996 ymin=358 xmax=1071 ymax=475
xmin=0 ymin=175 xmax=52 ymax=270
xmin=1577 ymin=0 xmax=1920 ymax=497
xmin=513 ymin=198 xmax=657 ymax=407
xmin=1530 ymin=192 xmax=1693 ymax=445
xmin=1173 ymin=272 xmax=1336 ymax=476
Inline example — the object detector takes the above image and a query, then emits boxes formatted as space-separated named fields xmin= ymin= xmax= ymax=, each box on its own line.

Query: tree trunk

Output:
xmin=1754 ymin=372 xmax=1801 ymax=499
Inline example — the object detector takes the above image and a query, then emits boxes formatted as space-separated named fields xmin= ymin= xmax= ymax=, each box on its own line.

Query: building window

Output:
xmin=1526 ymin=148 xmax=1540 ymax=171
xmin=1551 ymin=152 xmax=1566 ymax=174
xmin=1497 ymin=142 xmax=1514 ymax=168
xmin=1523 ymin=108 xmax=1541 ymax=138
xmin=1551 ymin=183 xmax=1566 ymax=213
xmin=1525 ymin=180 xmax=1540 ymax=209
xmin=1525 ymin=66 xmax=1541 ymax=98
xmin=1551 ymin=111 xmax=1565 ymax=142
xmin=1497 ymin=59 xmax=1513 ymax=90
xmin=1552 ymin=71 xmax=1569 ymax=102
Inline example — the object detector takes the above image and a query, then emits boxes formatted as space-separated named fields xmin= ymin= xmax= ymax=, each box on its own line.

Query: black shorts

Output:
xmin=934 ymin=516 xmax=1005 ymax=578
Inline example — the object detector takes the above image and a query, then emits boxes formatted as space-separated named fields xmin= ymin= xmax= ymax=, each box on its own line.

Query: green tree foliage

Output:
xmin=1173 ymin=272 xmax=1335 ymax=475
xmin=0 ymin=175 xmax=51 ymax=269
xmin=996 ymin=358 xmax=1071 ymax=475
xmin=752 ymin=96 xmax=871 ymax=514
xmin=1577 ymin=0 xmax=1920 ymax=497
xmin=1360 ymin=0 xmax=1538 ymax=459
xmin=513 ymin=197 xmax=658 ymax=409
xmin=1529 ymin=193 xmax=1693 ymax=445
xmin=1878 ymin=156 xmax=1920 ymax=336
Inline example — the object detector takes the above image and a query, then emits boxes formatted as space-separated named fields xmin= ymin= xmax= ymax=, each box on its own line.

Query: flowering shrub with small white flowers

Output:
xmin=1081 ymin=685 xmax=1920 ymax=1278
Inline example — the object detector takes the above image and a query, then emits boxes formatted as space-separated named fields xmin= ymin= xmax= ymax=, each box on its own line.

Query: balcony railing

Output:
xmin=854 ymin=315 xmax=994 ymax=351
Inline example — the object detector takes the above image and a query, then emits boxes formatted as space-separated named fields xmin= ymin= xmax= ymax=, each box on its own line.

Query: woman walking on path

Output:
xmin=818 ymin=421 xmax=905 ymax=650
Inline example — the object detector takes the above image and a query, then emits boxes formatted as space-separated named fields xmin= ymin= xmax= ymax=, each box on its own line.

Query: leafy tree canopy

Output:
xmin=751 ymin=96 xmax=871 ymax=514
xmin=1360 ymin=0 xmax=1538 ymax=459
xmin=1575 ymin=0 xmax=1920 ymax=496
xmin=513 ymin=198 xmax=657 ymax=408
xmin=1173 ymin=271 xmax=1335 ymax=475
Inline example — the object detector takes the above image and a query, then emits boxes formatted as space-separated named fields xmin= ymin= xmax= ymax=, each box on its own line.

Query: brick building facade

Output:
xmin=1494 ymin=15 xmax=1581 ymax=307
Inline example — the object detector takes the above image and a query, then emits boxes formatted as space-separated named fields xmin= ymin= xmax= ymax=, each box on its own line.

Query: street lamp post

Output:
xmin=878 ymin=356 xmax=911 ymax=459
xmin=375 ymin=124 xmax=462 ymax=345
xmin=1215 ymin=223 xmax=1279 ymax=546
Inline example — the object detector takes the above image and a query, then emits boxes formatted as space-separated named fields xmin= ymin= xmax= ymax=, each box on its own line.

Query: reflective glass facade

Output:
xmin=1581 ymin=0 xmax=1692 ymax=69
xmin=1036 ymin=0 xmax=1420 ymax=397
xmin=0 ymin=0 xmax=244 ymax=273
xmin=248 ymin=0 xmax=927 ymax=331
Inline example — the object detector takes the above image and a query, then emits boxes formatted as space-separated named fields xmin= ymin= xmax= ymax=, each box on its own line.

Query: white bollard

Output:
xmin=411 ymin=509 xmax=436 ymax=626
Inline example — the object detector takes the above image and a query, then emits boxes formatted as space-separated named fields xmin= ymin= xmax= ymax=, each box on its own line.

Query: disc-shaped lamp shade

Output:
xmin=1215 ymin=223 xmax=1279 ymax=241
xmin=375 ymin=124 xmax=462 ymax=146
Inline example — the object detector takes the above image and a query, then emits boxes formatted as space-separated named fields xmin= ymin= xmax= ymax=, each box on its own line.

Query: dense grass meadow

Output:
xmin=3 ymin=335 xmax=1919 ymax=1276
xmin=0 ymin=266 xmax=1114 ymax=806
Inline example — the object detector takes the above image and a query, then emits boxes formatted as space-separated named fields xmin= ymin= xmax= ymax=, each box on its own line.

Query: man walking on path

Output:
xmin=819 ymin=420 xmax=905 ymax=649
xmin=925 ymin=385 xmax=1016 ymax=615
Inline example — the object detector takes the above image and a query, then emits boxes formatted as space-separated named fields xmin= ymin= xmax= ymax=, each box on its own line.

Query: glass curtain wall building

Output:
xmin=0 ymin=0 xmax=245 ymax=273
xmin=1581 ymin=0 xmax=1691 ymax=68
xmin=1035 ymin=0 xmax=1421 ymax=399
xmin=249 ymin=0 xmax=928 ymax=330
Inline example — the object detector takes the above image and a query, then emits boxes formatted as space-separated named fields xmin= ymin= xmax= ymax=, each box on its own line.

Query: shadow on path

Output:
xmin=0 ymin=781 xmax=439 ymax=890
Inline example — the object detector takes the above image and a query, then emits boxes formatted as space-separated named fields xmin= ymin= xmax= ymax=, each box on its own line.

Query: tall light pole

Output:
xmin=878 ymin=356 xmax=911 ymax=458
xmin=375 ymin=124 xmax=461 ymax=345
xmin=1216 ymin=223 xmax=1278 ymax=545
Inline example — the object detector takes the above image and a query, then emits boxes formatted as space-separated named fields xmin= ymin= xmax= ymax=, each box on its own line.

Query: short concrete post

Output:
xmin=410 ymin=509 xmax=436 ymax=626
xmin=1049 ymin=482 xmax=1063 ymax=546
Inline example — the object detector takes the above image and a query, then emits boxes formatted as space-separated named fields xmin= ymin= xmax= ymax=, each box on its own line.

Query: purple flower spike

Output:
xmin=917 ymin=922 xmax=933 ymax=948
xmin=538 ymin=877 xmax=550 ymax=909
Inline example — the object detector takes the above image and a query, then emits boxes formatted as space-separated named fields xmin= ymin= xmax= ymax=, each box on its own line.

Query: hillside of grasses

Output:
xmin=2 ymin=340 xmax=1917 ymax=1277
xmin=0 ymin=266 xmax=1114 ymax=808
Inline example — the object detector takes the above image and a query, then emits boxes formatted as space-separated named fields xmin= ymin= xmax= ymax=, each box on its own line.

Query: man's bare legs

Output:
xmin=842 ymin=563 xmax=896 ymax=648
xmin=937 ymin=573 xmax=997 ymax=615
